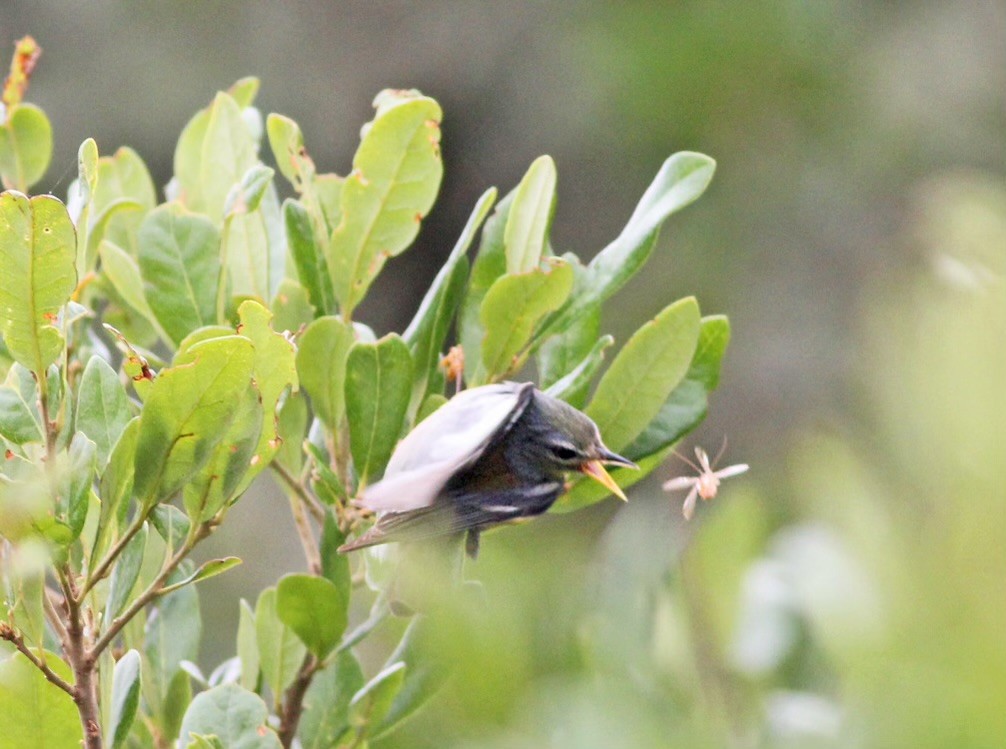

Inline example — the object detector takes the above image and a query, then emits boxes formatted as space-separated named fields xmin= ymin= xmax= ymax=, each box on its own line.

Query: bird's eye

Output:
xmin=548 ymin=444 xmax=580 ymax=462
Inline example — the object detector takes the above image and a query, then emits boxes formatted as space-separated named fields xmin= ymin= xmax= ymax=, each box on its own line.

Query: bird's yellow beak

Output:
xmin=581 ymin=460 xmax=628 ymax=501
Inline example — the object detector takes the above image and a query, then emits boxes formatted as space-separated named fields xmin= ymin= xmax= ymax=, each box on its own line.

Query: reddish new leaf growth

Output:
xmin=2 ymin=36 xmax=41 ymax=110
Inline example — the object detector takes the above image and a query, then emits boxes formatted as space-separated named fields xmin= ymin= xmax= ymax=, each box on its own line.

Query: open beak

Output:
xmin=580 ymin=449 xmax=637 ymax=501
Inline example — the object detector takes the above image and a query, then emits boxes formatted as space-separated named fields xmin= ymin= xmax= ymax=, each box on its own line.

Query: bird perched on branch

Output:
xmin=339 ymin=381 xmax=636 ymax=559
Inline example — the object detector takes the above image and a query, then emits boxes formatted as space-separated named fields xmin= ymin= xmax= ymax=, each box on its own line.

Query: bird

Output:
xmin=338 ymin=381 xmax=636 ymax=559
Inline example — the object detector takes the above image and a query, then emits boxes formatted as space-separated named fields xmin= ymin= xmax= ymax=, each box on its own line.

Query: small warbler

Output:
xmin=339 ymin=381 xmax=636 ymax=558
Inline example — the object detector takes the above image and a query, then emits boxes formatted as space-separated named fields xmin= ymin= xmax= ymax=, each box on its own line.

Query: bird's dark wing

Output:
xmin=338 ymin=481 xmax=563 ymax=552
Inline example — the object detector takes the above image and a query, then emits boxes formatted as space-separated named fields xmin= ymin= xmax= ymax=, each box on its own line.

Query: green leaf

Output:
xmin=69 ymin=138 xmax=98 ymax=271
xmin=348 ymin=662 xmax=406 ymax=733
xmin=77 ymin=355 xmax=132 ymax=467
xmin=160 ymin=557 xmax=242 ymax=595
xmin=504 ymin=155 xmax=556 ymax=274
xmin=478 ymin=260 xmax=574 ymax=382
xmin=313 ymin=173 xmax=344 ymax=233
xmin=159 ymin=670 xmax=192 ymax=744
xmin=0 ymin=104 xmax=53 ymax=191
xmin=181 ymin=381 xmax=262 ymax=522
xmin=0 ymin=192 xmax=77 ymax=374
xmin=233 ymin=300 xmax=298 ymax=487
xmin=686 ymin=314 xmax=731 ymax=390
xmin=403 ymin=187 xmax=496 ymax=410
xmin=224 ymin=164 xmax=274 ymax=217
xmin=255 ymin=587 xmax=307 ymax=702
xmin=228 ymin=77 xmax=261 ymax=108
xmin=0 ymin=383 xmax=41 ymax=444
xmin=223 ymin=183 xmax=285 ymax=303
xmin=276 ymin=573 xmax=348 ymax=659
xmin=138 ymin=205 xmax=221 ymax=346
xmin=271 ymin=278 xmax=315 ymax=334
xmin=110 ymin=649 xmax=142 ymax=749
xmin=175 ymin=325 xmax=233 ymax=357
xmin=539 ymin=152 xmax=715 ymax=339
xmin=543 ymin=333 xmax=614 ymax=409
xmin=149 ymin=503 xmax=191 ymax=554
xmin=284 ymin=198 xmax=336 ymax=316
xmin=0 ymin=652 xmax=78 ymax=749
xmin=536 ymin=291 xmax=599 ymax=388
xmin=94 ymin=417 xmax=140 ymax=559
xmin=624 ymin=315 xmax=731 ymax=460
xmin=132 ymin=336 xmax=255 ymax=506
xmin=275 ymin=391 xmax=308 ymax=475
xmin=60 ymin=433 xmax=96 ymax=541
xmin=328 ymin=94 xmax=443 ymax=315
xmin=9 ymin=566 xmax=44 ymax=647
xmin=299 ymin=650 xmax=364 ymax=749
xmin=458 ymin=190 xmax=513 ymax=382
xmin=266 ymin=113 xmax=312 ymax=189
xmin=85 ymin=199 xmax=144 ymax=273
xmin=237 ymin=599 xmax=260 ymax=692
xmin=416 ymin=393 xmax=447 ymax=424
xmin=187 ymin=735 xmax=225 ymax=749
xmin=105 ymin=523 xmax=147 ymax=619
xmin=91 ymin=146 xmax=156 ymax=257
xmin=320 ymin=511 xmax=351 ymax=596
xmin=345 ymin=334 xmax=413 ymax=484
xmin=198 ymin=92 xmax=259 ymax=222
xmin=179 ymin=683 xmax=282 ymax=749
xmin=586 ymin=296 xmax=701 ymax=452
xmin=145 ymin=578 xmax=200 ymax=715
xmin=307 ymin=442 xmax=348 ymax=506
xmin=296 ymin=316 xmax=355 ymax=429
xmin=374 ymin=617 xmax=449 ymax=738
xmin=99 ymin=239 xmax=162 ymax=331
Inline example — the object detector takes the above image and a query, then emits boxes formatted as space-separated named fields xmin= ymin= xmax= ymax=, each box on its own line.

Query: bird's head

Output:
xmin=522 ymin=390 xmax=638 ymax=499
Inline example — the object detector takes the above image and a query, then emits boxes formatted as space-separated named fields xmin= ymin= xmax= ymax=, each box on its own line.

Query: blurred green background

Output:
xmin=3 ymin=2 xmax=1004 ymax=747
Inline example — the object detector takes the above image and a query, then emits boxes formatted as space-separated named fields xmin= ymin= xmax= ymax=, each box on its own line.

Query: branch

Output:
xmin=89 ymin=523 xmax=209 ymax=659
xmin=277 ymin=653 xmax=320 ymax=748
xmin=0 ymin=623 xmax=76 ymax=697
xmin=271 ymin=462 xmax=325 ymax=522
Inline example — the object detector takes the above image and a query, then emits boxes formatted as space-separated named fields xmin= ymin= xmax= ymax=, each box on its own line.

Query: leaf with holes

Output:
xmin=132 ymin=336 xmax=255 ymax=507
xmin=327 ymin=93 xmax=443 ymax=315
xmin=0 ymin=191 xmax=77 ymax=374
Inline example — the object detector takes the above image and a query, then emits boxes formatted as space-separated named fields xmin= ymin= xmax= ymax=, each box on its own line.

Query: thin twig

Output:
xmin=80 ymin=512 xmax=147 ymax=599
xmin=271 ymin=462 xmax=325 ymax=522
xmin=286 ymin=489 xmax=322 ymax=576
xmin=89 ymin=524 xmax=208 ymax=659
xmin=43 ymin=587 xmax=69 ymax=645
xmin=0 ymin=624 xmax=76 ymax=696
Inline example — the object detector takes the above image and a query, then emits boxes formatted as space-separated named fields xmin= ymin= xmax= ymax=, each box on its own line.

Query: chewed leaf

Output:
xmin=0 ymin=192 xmax=77 ymax=374
xmin=327 ymin=94 xmax=443 ymax=315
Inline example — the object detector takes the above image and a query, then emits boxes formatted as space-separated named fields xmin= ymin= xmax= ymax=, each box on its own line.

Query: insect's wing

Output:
xmin=359 ymin=382 xmax=533 ymax=512
xmin=714 ymin=464 xmax=749 ymax=479
xmin=662 ymin=476 xmax=697 ymax=492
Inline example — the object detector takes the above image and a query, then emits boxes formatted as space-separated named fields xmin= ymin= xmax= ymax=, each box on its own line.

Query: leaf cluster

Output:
xmin=0 ymin=57 xmax=728 ymax=749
